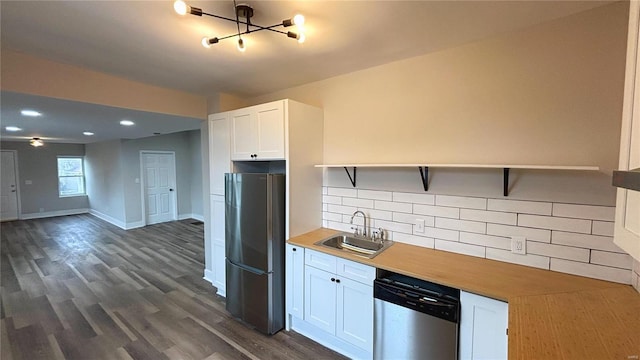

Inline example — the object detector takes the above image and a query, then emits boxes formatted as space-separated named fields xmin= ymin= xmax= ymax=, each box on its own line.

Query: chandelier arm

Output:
xmin=201 ymin=11 xmax=288 ymax=35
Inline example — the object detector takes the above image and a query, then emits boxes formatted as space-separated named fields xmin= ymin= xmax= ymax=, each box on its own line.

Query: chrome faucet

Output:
xmin=350 ymin=210 xmax=368 ymax=238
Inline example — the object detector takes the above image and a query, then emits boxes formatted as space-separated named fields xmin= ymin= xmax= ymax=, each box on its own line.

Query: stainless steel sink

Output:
xmin=314 ymin=233 xmax=394 ymax=259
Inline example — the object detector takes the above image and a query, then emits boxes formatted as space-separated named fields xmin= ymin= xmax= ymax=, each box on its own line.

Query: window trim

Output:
xmin=57 ymin=156 xmax=86 ymax=198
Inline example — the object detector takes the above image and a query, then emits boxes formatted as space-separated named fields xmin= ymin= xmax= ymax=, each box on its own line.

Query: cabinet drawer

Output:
xmin=305 ymin=249 xmax=337 ymax=273
xmin=336 ymin=258 xmax=375 ymax=285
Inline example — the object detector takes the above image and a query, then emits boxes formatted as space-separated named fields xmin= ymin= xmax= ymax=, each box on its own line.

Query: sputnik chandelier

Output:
xmin=173 ymin=0 xmax=306 ymax=52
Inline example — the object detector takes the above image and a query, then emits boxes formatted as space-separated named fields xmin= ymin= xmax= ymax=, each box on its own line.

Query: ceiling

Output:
xmin=0 ymin=0 xmax=613 ymax=144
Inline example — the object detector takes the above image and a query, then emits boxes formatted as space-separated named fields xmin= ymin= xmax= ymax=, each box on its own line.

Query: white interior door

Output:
xmin=0 ymin=151 xmax=19 ymax=221
xmin=142 ymin=152 xmax=176 ymax=225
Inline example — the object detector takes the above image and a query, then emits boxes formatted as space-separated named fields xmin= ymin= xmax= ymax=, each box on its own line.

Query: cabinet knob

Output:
xmin=331 ymin=278 xmax=335 ymax=282
xmin=292 ymin=248 xmax=296 ymax=251
xmin=336 ymin=279 xmax=341 ymax=283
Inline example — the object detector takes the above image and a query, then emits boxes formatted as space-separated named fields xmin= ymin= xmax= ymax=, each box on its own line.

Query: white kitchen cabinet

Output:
xmin=286 ymin=244 xmax=305 ymax=322
xmin=209 ymin=113 xmax=231 ymax=196
xmin=230 ymin=100 xmax=285 ymax=161
xmin=210 ymin=194 xmax=226 ymax=296
xmin=614 ymin=0 xmax=640 ymax=261
xmin=300 ymin=249 xmax=375 ymax=356
xmin=459 ymin=291 xmax=508 ymax=360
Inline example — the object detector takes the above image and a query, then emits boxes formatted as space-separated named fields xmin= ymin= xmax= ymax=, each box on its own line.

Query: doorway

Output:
xmin=1 ymin=150 xmax=19 ymax=221
xmin=140 ymin=151 xmax=177 ymax=225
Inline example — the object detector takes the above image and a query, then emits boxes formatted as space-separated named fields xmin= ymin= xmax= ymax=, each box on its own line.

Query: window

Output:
xmin=58 ymin=157 xmax=85 ymax=197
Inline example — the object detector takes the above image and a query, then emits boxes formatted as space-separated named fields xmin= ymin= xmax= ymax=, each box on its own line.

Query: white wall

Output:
xmin=85 ymin=140 xmax=125 ymax=224
xmin=189 ymin=130 xmax=203 ymax=219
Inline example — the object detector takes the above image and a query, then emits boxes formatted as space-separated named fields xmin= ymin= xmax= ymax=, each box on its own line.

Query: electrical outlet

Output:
xmin=511 ymin=236 xmax=526 ymax=255
xmin=415 ymin=219 xmax=425 ymax=233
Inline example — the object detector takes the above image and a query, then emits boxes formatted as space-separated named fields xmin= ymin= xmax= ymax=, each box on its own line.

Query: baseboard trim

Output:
xmin=179 ymin=213 xmax=204 ymax=221
xmin=21 ymin=208 xmax=89 ymax=220
xmin=89 ymin=209 xmax=127 ymax=229
xmin=203 ymin=269 xmax=215 ymax=284
xmin=125 ymin=221 xmax=145 ymax=230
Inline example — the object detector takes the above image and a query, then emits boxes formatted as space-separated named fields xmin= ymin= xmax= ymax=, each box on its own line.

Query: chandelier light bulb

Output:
xmin=174 ymin=0 xmax=188 ymax=15
xmin=293 ymin=14 xmax=305 ymax=26
xmin=30 ymin=137 xmax=44 ymax=147
xmin=298 ymin=32 xmax=306 ymax=44
xmin=202 ymin=37 xmax=211 ymax=48
xmin=237 ymin=38 xmax=246 ymax=52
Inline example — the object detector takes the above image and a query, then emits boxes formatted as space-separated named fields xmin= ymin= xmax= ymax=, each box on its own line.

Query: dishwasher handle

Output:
xmin=374 ymin=281 xmax=459 ymax=323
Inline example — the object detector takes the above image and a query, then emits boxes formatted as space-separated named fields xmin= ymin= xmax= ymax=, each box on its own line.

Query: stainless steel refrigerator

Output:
xmin=225 ymin=173 xmax=285 ymax=335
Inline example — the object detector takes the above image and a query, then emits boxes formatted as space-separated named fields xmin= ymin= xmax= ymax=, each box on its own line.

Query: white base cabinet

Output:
xmin=285 ymin=244 xmax=305 ymax=324
xmin=289 ymin=249 xmax=375 ymax=359
xmin=210 ymin=194 xmax=226 ymax=296
xmin=460 ymin=291 xmax=508 ymax=360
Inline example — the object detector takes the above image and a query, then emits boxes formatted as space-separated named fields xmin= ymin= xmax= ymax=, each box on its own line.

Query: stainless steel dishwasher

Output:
xmin=373 ymin=272 xmax=460 ymax=359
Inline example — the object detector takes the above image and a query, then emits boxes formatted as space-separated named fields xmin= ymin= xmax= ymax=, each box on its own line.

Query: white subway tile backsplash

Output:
xmin=435 ymin=239 xmax=486 ymax=258
xmin=550 ymin=259 xmax=631 ymax=284
xmin=414 ymin=204 xmax=459 ymax=219
xmin=374 ymin=219 xmax=413 ymax=235
xmin=487 ymin=199 xmax=552 ymax=215
xmin=552 ymin=204 xmax=615 ymax=222
xmin=459 ymin=232 xmax=511 ymax=250
xmin=364 ymin=209 xmax=393 ymax=221
xmin=342 ymin=197 xmax=374 ymax=209
xmin=460 ymin=209 xmax=517 ymax=225
xmin=436 ymin=195 xmax=487 ymax=210
xmin=552 ymin=231 xmax=624 ymax=253
xmin=326 ymin=204 xmax=357 ymax=215
xmin=323 ymin=195 xmax=342 ymax=205
xmin=327 ymin=187 xmax=357 ymax=198
xmin=424 ymin=227 xmax=460 ymax=241
xmin=485 ymin=248 xmax=550 ymax=269
xmin=375 ymin=200 xmax=412 ymax=213
xmin=393 ymin=192 xmax=435 ymax=205
xmin=518 ymin=214 xmax=591 ymax=234
xmin=486 ymin=224 xmax=551 ymax=243
xmin=393 ymin=233 xmax=435 ymax=248
xmin=527 ymin=242 xmax=590 ymax=262
xmin=592 ymin=221 xmax=614 ymax=236
xmin=393 ymin=212 xmax=435 ymax=227
xmin=357 ymin=189 xmax=392 ymax=201
xmin=436 ymin=218 xmax=486 ymax=234
xmin=590 ymin=251 xmax=633 ymax=270
xmin=321 ymin=184 xmax=629 ymax=286
xmin=323 ymin=211 xmax=342 ymax=222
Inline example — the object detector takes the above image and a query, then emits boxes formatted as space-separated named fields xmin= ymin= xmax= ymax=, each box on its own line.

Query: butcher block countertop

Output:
xmin=288 ymin=228 xmax=640 ymax=360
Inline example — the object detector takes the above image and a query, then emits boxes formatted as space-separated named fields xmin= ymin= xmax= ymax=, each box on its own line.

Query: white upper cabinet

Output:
xmin=231 ymin=100 xmax=285 ymax=161
xmin=209 ymin=112 xmax=231 ymax=196
xmin=614 ymin=1 xmax=640 ymax=261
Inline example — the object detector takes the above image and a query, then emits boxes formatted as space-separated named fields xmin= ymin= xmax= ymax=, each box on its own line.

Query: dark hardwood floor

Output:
xmin=1 ymin=214 xmax=345 ymax=360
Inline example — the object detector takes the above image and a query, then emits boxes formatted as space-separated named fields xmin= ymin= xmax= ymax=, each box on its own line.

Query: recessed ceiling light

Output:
xmin=21 ymin=109 xmax=42 ymax=117
xmin=120 ymin=120 xmax=135 ymax=126
xmin=5 ymin=126 xmax=22 ymax=132
xmin=83 ymin=132 xmax=94 ymax=136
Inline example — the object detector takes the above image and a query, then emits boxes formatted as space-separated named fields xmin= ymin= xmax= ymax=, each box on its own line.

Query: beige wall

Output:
xmin=249 ymin=2 xmax=628 ymax=173
xmin=1 ymin=50 xmax=207 ymax=119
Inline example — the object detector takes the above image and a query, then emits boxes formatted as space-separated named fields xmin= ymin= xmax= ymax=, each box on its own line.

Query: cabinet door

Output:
xmin=286 ymin=244 xmax=304 ymax=319
xmin=209 ymin=114 xmax=230 ymax=195
xmin=255 ymin=101 xmax=285 ymax=160
xmin=336 ymin=277 xmax=373 ymax=351
xmin=211 ymin=194 xmax=226 ymax=296
xmin=230 ymin=109 xmax=256 ymax=161
xmin=460 ymin=291 xmax=508 ymax=360
xmin=304 ymin=265 xmax=336 ymax=334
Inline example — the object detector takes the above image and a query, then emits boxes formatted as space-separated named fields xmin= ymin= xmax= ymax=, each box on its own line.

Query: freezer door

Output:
xmin=225 ymin=173 xmax=269 ymax=271
xmin=226 ymin=259 xmax=284 ymax=334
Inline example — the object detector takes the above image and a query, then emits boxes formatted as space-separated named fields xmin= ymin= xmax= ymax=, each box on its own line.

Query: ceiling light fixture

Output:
xmin=120 ymin=120 xmax=135 ymax=126
xmin=5 ymin=126 xmax=22 ymax=132
xmin=30 ymin=137 xmax=44 ymax=147
xmin=21 ymin=109 xmax=42 ymax=117
xmin=174 ymin=0 xmax=306 ymax=52
xmin=83 ymin=132 xmax=94 ymax=136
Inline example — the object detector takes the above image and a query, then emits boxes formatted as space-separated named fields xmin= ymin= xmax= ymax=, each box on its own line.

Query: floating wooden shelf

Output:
xmin=314 ymin=163 xmax=600 ymax=196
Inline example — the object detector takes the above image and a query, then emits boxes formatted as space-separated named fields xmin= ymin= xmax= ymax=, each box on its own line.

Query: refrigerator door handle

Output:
xmin=228 ymin=259 xmax=268 ymax=275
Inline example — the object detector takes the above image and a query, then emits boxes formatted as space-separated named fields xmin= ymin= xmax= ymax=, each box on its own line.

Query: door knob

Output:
xmin=169 ymin=188 xmax=174 ymax=192
xmin=11 ymin=190 xmax=16 ymax=193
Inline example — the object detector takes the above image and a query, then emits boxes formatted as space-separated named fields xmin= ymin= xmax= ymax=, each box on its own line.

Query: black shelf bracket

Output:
xmin=418 ymin=166 xmax=429 ymax=191
xmin=503 ymin=168 xmax=510 ymax=196
xmin=344 ymin=167 xmax=357 ymax=187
